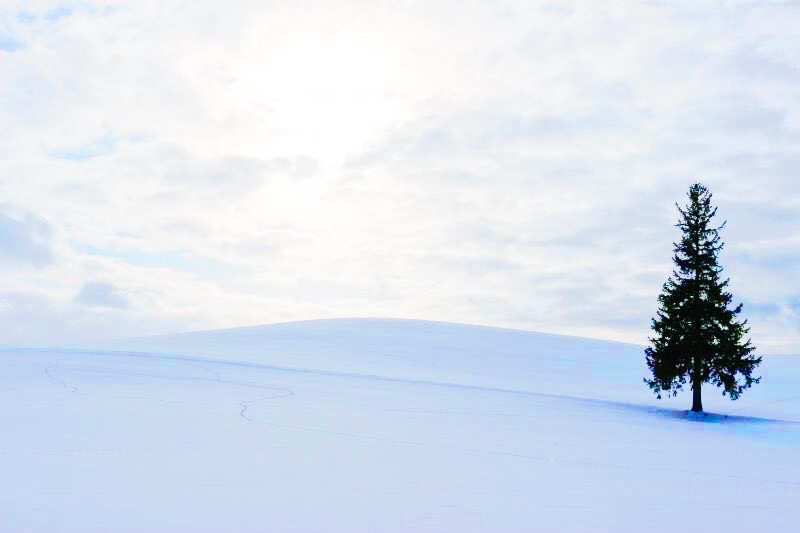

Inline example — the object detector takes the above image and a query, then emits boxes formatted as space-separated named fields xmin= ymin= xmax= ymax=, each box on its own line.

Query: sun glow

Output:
xmin=234 ymin=31 xmax=405 ymax=162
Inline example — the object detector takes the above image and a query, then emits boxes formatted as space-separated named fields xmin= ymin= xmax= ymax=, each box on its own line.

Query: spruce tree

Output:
xmin=644 ymin=183 xmax=761 ymax=412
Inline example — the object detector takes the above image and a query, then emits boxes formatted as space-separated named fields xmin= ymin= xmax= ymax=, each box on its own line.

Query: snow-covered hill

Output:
xmin=2 ymin=319 xmax=798 ymax=532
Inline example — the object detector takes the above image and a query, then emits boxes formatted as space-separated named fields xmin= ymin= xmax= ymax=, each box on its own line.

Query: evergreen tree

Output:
xmin=644 ymin=183 xmax=761 ymax=412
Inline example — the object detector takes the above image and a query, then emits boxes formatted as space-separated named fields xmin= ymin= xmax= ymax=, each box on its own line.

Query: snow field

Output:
xmin=2 ymin=319 xmax=798 ymax=532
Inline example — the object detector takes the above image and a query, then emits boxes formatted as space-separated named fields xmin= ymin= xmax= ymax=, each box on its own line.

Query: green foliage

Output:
xmin=644 ymin=183 xmax=761 ymax=406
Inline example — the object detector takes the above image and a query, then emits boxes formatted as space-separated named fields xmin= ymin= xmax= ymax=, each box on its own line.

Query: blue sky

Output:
xmin=0 ymin=0 xmax=798 ymax=352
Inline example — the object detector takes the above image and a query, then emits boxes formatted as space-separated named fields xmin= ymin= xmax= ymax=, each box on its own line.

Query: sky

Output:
xmin=0 ymin=0 xmax=798 ymax=352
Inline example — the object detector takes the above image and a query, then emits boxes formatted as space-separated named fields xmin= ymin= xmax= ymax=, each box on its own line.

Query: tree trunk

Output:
xmin=691 ymin=379 xmax=703 ymax=412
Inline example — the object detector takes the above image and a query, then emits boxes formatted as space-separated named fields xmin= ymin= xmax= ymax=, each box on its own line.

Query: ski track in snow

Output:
xmin=13 ymin=347 xmax=800 ymax=425
xmin=41 ymin=353 xmax=296 ymax=413
xmin=44 ymin=357 xmax=79 ymax=394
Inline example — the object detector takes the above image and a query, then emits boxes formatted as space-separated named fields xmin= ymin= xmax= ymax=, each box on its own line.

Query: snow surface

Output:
xmin=2 ymin=318 xmax=799 ymax=532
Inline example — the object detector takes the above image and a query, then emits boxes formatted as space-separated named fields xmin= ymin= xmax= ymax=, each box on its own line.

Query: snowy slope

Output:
xmin=2 ymin=318 xmax=799 ymax=532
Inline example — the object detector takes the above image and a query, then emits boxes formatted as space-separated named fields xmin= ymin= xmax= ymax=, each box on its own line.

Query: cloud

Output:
xmin=74 ymin=281 xmax=129 ymax=308
xmin=0 ymin=0 xmax=797 ymax=352
xmin=0 ymin=35 xmax=21 ymax=52
xmin=50 ymin=135 xmax=117 ymax=160
xmin=0 ymin=205 xmax=55 ymax=266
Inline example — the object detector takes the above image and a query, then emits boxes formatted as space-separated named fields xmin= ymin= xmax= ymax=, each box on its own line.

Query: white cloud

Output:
xmin=0 ymin=0 xmax=798 ymax=352
xmin=74 ymin=281 xmax=129 ymax=308
xmin=0 ymin=204 xmax=55 ymax=266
